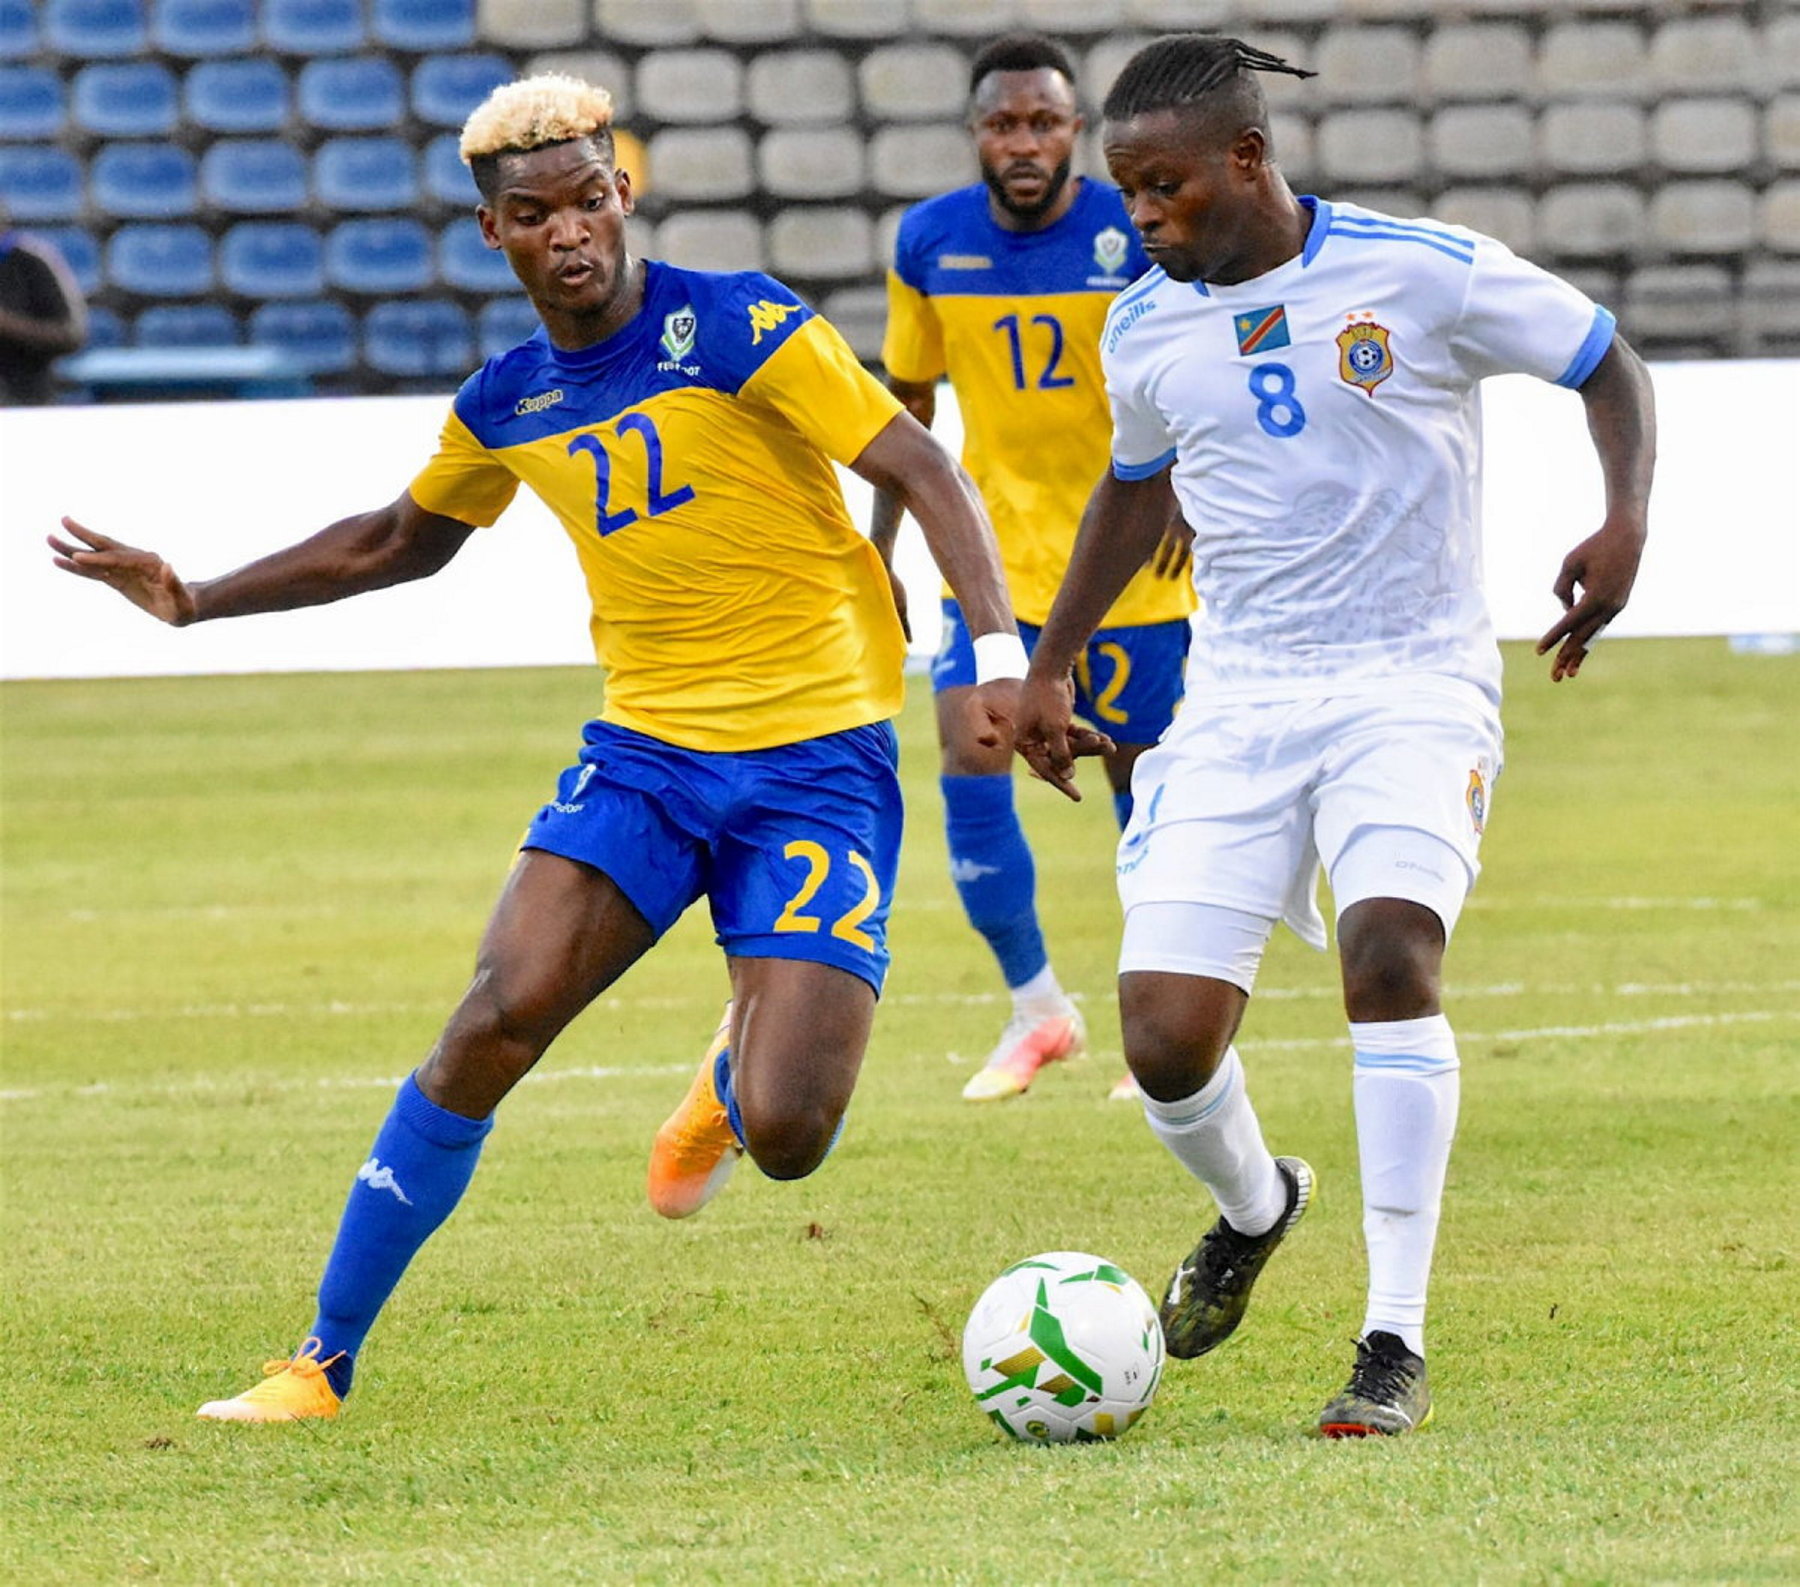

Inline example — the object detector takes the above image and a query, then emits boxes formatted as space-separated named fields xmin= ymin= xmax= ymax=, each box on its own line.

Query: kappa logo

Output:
xmin=949 ymin=857 xmax=1002 ymax=883
xmin=660 ymin=305 xmax=697 ymax=363
xmin=356 ymin=1157 xmax=412 ymax=1205
xmin=937 ymin=253 xmax=992 ymax=270
xmin=514 ymin=388 xmax=564 ymax=416
xmin=1093 ymin=226 xmax=1129 ymax=275
xmin=746 ymin=298 xmax=801 ymax=344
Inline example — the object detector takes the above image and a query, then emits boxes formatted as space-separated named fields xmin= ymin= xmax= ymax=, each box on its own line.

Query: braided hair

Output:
xmin=1101 ymin=34 xmax=1314 ymax=127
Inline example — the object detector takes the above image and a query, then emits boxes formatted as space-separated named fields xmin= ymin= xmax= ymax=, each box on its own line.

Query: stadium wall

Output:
xmin=3 ymin=358 xmax=1796 ymax=682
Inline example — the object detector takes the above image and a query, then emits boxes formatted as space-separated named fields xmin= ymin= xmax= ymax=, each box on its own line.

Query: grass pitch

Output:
xmin=3 ymin=638 xmax=1796 ymax=1584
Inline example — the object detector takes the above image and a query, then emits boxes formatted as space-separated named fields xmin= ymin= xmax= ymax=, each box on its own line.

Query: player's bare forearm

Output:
xmin=868 ymin=377 xmax=937 ymax=563
xmin=852 ymin=411 xmax=1013 ymax=641
xmin=1538 ymin=337 xmax=1656 ymax=681
xmin=49 ymin=493 xmax=475 ymax=627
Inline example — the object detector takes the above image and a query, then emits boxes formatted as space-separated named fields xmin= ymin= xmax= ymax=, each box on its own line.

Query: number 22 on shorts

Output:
xmin=772 ymin=840 xmax=880 ymax=949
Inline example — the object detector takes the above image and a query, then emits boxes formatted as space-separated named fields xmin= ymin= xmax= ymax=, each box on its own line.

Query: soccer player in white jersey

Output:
xmin=1015 ymin=35 xmax=1654 ymax=1436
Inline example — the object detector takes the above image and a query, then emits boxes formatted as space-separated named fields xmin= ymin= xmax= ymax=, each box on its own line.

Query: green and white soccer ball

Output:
xmin=962 ymin=1251 xmax=1164 ymax=1443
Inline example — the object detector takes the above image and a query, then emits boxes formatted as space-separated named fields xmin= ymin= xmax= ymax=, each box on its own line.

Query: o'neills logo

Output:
xmin=515 ymin=388 xmax=565 ymax=415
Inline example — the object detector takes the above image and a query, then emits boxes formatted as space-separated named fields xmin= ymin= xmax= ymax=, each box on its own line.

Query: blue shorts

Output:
xmin=931 ymin=598 xmax=1190 ymax=745
xmin=523 ymin=720 xmax=903 ymax=994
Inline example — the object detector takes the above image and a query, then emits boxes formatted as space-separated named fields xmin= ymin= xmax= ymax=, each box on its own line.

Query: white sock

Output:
xmin=1351 ymin=1015 xmax=1461 ymax=1358
xmin=1140 ymin=1047 xmax=1285 ymax=1235
xmin=1010 ymin=965 xmax=1068 ymax=1020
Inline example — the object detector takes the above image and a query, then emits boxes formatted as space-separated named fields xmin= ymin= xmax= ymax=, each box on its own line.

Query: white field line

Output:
xmin=1 ymin=1011 xmax=1793 ymax=1106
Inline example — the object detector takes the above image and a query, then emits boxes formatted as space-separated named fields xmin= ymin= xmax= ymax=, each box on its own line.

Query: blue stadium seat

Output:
xmin=263 ymin=0 xmax=365 ymax=54
xmin=364 ymin=299 xmax=473 ymax=378
xmin=0 ymin=148 xmax=83 ymax=224
xmin=135 ymin=303 xmax=241 ymax=347
xmin=314 ymin=138 xmax=418 ymax=213
xmin=151 ymin=0 xmax=256 ymax=56
xmin=185 ymin=58 xmax=290 ymax=135
xmin=82 ymin=305 xmax=127 ymax=350
xmin=91 ymin=144 xmax=199 ymax=221
xmin=325 ymin=217 xmax=434 ymax=294
xmin=422 ymin=132 xmax=480 ymax=208
xmin=220 ymin=221 xmax=324 ymax=298
xmin=71 ymin=63 xmax=181 ymax=139
xmin=298 ymin=58 xmax=405 ymax=133
xmin=36 ymin=227 xmax=101 ymax=295
xmin=0 ymin=0 xmax=37 ymax=60
xmin=106 ymin=224 xmax=214 ymax=296
xmin=412 ymin=54 xmax=513 ymax=129
xmin=0 ymin=68 xmax=65 ymax=141
xmin=46 ymin=0 xmax=149 ymax=57
xmin=201 ymin=140 xmax=308 ymax=214
xmin=373 ymin=0 xmax=475 ymax=52
xmin=477 ymin=296 xmax=540 ymax=358
xmin=439 ymin=221 xmax=516 ymax=293
xmin=249 ymin=299 xmax=356 ymax=373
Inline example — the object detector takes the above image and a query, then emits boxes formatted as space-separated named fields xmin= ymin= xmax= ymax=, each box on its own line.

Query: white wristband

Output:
xmin=972 ymin=631 xmax=1029 ymax=684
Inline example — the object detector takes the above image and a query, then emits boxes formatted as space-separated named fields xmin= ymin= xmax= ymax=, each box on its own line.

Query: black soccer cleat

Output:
xmin=1158 ymin=1155 xmax=1314 ymax=1360
xmin=1317 ymin=1331 xmax=1433 ymax=1437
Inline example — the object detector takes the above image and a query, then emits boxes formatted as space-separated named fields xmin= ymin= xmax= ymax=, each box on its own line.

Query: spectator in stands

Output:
xmin=873 ymin=34 xmax=1195 ymax=1105
xmin=50 ymin=73 xmax=1025 ymax=1424
xmin=0 ymin=204 xmax=87 ymax=405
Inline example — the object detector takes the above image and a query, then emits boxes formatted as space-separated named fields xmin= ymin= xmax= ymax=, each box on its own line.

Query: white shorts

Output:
xmin=1116 ymin=680 xmax=1502 ymax=960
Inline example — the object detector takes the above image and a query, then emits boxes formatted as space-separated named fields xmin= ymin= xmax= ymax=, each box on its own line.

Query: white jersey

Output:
xmin=1102 ymin=197 xmax=1614 ymax=707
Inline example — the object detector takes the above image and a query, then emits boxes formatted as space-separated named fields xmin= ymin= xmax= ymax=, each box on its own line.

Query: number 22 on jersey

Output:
xmin=566 ymin=412 xmax=696 ymax=537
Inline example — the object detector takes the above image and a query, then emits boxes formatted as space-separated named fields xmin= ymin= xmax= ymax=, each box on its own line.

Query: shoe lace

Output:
xmin=1345 ymin=1337 xmax=1415 ymax=1404
xmin=260 ymin=1336 xmax=343 ymax=1381
xmin=1193 ymin=1221 xmax=1259 ymax=1290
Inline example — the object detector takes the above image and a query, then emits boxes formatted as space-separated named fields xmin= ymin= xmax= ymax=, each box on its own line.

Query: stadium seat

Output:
xmin=636 ymin=50 xmax=744 ymax=125
xmin=314 ymin=138 xmax=418 ymax=213
xmin=1650 ymin=16 xmax=1756 ymax=98
xmin=297 ymin=58 xmax=406 ymax=134
xmin=82 ymin=305 xmax=127 ymax=350
xmin=1539 ymin=104 xmax=1646 ymax=178
xmin=325 ymin=217 xmax=434 ymax=294
xmin=805 ymin=0 xmax=904 ymax=38
xmin=1762 ymin=181 xmax=1800 ymax=253
xmin=746 ymin=51 xmax=854 ymax=128
xmin=135 ymin=302 xmax=241 ymax=346
xmin=0 ymin=68 xmax=65 ymax=141
xmin=106 ymin=224 xmax=214 ymax=296
xmin=91 ymin=144 xmax=200 ymax=221
xmin=0 ymin=0 xmax=36 ymax=60
xmin=1537 ymin=183 xmax=1646 ymax=257
xmin=0 ymin=148 xmax=83 ymax=224
xmin=911 ymin=0 xmax=1030 ymax=38
xmin=439 ymin=220 xmax=518 ymax=292
xmin=1433 ymin=187 xmax=1535 ymax=255
xmin=45 ymin=0 xmax=148 ymax=58
xmin=152 ymin=0 xmax=256 ymax=55
xmin=185 ymin=58 xmax=290 ymax=135
xmin=1316 ymin=110 xmax=1424 ymax=186
xmin=593 ymin=0 xmax=701 ymax=47
xmin=248 ymin=299 xmax=356 ymax=373
xmin=859 ymin=44 xmax=966 ymax=121
xmin=363 ymin=298 xmax=473 ymax=377
xmin=759 ymin=128 xmax=863 ymax=200
xmin=263 ymin=0 xmax=365 ymax=53
xmin=654 ymin=209 xmax=763 ymax=272
xmin=522 ymin=50 xmax=632 ymax=116
xmin=1740 ymin=260 xmax=1800 ymax=352
xmin=646 ymin=127 xmax=755 ymax=203
xmin=820 ymin=283 xmax=884 ymax=361
xmin=479 ymin=0 xmax=584 ymax=50
xmin=1622 ymin=264 xmax=1735 ymax=351
xmin=1649 ymin=181 xmax=1755 ymax=255
xmin=36 ymin=227 xmax=102 ymax=295
xmin=201 ymin=141 xmax=309 ymax=215
xmin=373 ymin=0 xmax=475 ymax=52
xmin=422 ymin=132 xmax=481 ymax=207
xmin=219 ymin=221 xmax=325 ymax=297
xmin=1769 ymin=95 xmax=1800 ymax=172
xmin=1428 ymin=106 xmax=1532 ymax=181
xmin=698 ymin=0 xmax=802 ymax=45
xmin=412 ymin=54 xmax=515 ymax=129
xmin=1650 ymin=99 xmax=1758 ymax=176
xmin=1538 ymin=22 xmax=1649 ymax=102
xmin=477 ymin=295 xmax=541 ymax=357
xmin=1420 ymin=23 xmax=1532 ymax=103
xmin=71 ymin=63 xmax=181 ymax=139
xmin=767 ymin=206 xmax=873 ymax=280
xmin=1311 ymin=27 xmax=1422 ymax=106
xmin=869 ymin=125 xmax=978 ymax=199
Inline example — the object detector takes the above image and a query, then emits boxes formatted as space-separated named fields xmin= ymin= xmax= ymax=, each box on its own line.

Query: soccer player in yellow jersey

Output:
xmin=48 ymin=74 xmax=1025 ymax=1424
xmin=873 ymin=35 xmax=1197 ymax=1104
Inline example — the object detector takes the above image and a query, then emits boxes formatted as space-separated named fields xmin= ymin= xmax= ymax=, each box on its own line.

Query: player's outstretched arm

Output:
xmin=1016 ymin=467 xmax=1176 ymax=801
xmin=865 ymin=376 xmax=938 ymax=642
xmin=1537 ymin=335 xmax=1656 ymax=682
xmin=49 ymin=492 xmax=478 ymax=628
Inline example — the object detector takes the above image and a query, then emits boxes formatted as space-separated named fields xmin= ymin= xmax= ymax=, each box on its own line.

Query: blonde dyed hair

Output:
xmin=458 ymin=73 xmax=615 ymax=164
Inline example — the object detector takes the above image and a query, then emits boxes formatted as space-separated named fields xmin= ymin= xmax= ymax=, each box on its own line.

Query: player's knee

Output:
xmin=738 ymin=1099 xmax=838 ymax=1181
xmin=1339 ymin=899 xmax=1445 ymax=1021
xmin=1119 ymin=1000 xmax=1232 ymax=1102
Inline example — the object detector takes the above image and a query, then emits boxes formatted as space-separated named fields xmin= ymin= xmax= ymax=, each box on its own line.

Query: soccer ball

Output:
xmin=962 ymin=1251 xmax=1164 ymax=1443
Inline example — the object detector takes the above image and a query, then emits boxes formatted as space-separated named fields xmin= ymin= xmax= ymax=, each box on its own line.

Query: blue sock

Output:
xmin=941 ymin=773 xmax=1046 ymax=988
xmin=308 ymin=1074 xmax=493 ymax=1398
xmin=1113 ymin=787 xmax=1134 ymax=832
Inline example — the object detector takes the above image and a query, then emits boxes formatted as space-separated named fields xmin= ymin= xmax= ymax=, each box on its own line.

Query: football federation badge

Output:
xmin=1093 ymin=226 xmax=1129 ymax=275
xmin=1233 ymin=305 xmax=1290 ymax=356
xmin=1336 ymin=314 xmax=1394 ymax=395
xmin=1466 ymin=766 xmax=1487 ymax=836
xmin=660 ymin=305 xmax=697 ymax=362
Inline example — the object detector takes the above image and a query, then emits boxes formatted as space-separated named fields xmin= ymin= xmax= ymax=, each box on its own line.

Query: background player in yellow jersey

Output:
xmin=872 ymin=35 xmax=1196 ymax=1104
xmin=48 ymin=74 xmax=1024 ymax=1424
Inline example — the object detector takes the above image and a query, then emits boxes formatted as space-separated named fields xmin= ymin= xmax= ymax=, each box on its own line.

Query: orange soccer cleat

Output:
xmin=195 ymin=1338 xmax=344 ymax=1423
xmin=646 ymin=1005 xmax=744 ymax=1219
